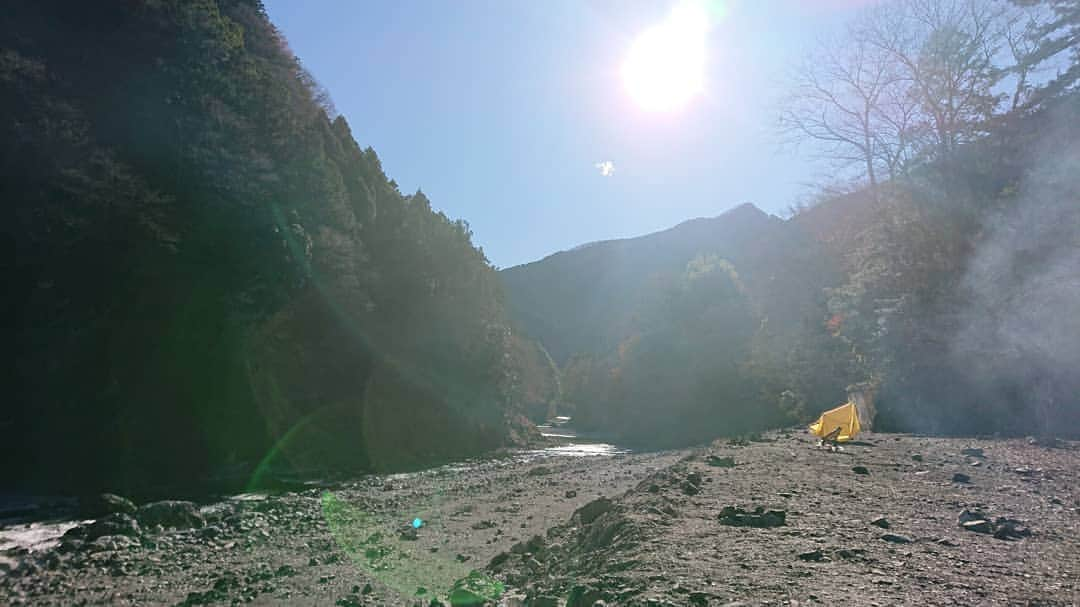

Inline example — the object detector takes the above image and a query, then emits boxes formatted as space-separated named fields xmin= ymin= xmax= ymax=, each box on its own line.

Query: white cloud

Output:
xmin=595 ymin=160 xmax=615 ymax=177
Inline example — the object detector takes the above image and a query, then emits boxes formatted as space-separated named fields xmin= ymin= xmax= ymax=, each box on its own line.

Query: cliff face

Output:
xmin=2 ymin=0 xmax=518 ymax=493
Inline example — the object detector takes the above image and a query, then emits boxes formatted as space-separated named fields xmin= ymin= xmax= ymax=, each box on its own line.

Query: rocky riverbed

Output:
xmin=2 ymin=432 xmax=1078 ymax=606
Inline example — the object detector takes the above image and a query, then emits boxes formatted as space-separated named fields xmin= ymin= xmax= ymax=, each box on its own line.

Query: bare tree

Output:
xmin=856 ymin=0 xmax=1010 ymax=159
xmin=1009 ymin=0 xmax=1079 ymax=109
xmin=1002 ymin=5 xmax=1049 ymax=111
xmin=779 ymin=30 xmax=917 ymax=197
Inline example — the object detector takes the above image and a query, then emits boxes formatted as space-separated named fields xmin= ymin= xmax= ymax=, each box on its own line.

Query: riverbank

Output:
xmin=2 ymin=431 xmax=1078 ymax=605
xmin=0 ymin=440 xmax=683 ymax=605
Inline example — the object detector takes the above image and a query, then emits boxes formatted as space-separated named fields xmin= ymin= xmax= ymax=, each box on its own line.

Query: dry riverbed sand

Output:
xmin=1 ymin=431 xmax=1078 ymax=606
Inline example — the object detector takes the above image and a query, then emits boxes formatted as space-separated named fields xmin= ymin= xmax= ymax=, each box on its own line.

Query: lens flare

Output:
xmin=622 ymin=0 xmax=711 ymax=112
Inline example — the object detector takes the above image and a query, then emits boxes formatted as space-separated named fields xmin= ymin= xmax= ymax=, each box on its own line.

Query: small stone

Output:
xmin=528 ymin=466 xmax=552 ymax=477
xmin=836 ymin=548 xmax=865 ymax=560
xmin=718 ymin=506 xmax=786 ymax=528
xmin=525 ymin=534 xmax=545 ymax=552
xmin=992 ymin=518 xmax=1031 ymax=540
xmin=880 ymin=534 xmax=913 ymax=544
xmin=798 ymin=549 xmax=825 ymax=561
xmin=136 ymin=501 xmax=204 ymax=530
xmin=960 ymin=448 xmax=985 ymax=458
xmin=958 ymin=509 xmax=989 ymax=526
xmin=567 ymin=584 xmax=605 ymax=607
xmin=88 ymin=535 xmax=138 ymax=552
xmin=870 ymin=516 xmax=890 ymax=529
xmin=706 ymin=455 xmax=735 ymax=468
xmin=565 ymin=490 xmax=577 ymax=499
xmin=502 ymin=594 xmax=527 ymax=607
xmin=911 ymin=454 xmax=924 ymax=462
xmin=961 ymin=520 xmax=993 ymax=534
xmin=487 ymin=552 xmax=510 ymax=569
xmin=952 ymin=473 xmax=971 ymax=483
xmin=852 ymin=466 xmax=870 ymax=475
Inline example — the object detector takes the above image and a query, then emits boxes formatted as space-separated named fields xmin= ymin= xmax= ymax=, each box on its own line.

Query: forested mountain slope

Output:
xmin=501 ymin=204 xmax=846 ymax=446
xmin=501 ymin=204 xmax=836 ymax=366
xmin=2 ymin=0 xmax=531 ymax=493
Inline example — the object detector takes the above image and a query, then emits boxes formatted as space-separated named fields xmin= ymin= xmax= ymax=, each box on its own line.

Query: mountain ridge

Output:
xmin=509 ymin=202 xmax=775 ymax=271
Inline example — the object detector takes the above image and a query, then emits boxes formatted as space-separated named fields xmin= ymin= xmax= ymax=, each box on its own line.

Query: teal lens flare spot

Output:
xmin=412 ymin=518 xmax=424 ymax=529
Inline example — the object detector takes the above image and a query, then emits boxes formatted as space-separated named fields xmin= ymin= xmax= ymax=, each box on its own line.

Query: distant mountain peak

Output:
xmin=517 ymin=203 xmax=773 ymax=269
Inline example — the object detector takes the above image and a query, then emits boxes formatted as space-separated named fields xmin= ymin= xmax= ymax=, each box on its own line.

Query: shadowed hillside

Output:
xmin=1 ymin=0 xmax=532 ymax=494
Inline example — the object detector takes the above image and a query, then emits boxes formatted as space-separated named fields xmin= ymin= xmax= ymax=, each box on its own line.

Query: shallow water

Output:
xmin=530 ymin=420 xmax=628 ymax=458
xmin=526 ymin=442 xmax=629 ymax=457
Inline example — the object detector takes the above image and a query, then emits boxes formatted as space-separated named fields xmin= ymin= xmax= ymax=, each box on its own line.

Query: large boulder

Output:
xmin=574 ymin=497 xmax=614 ymax=525
xmin=65 ymin=512 xmax=141 ymax=542
xmin=78 ymin=493 xmax=137 ymax=518
xmin=136 ymin=501 xmax=205 ymax=529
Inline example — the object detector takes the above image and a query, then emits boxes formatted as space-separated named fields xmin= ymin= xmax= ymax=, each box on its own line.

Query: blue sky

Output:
xmin=264 ymin=1 xmax=867 ymax=268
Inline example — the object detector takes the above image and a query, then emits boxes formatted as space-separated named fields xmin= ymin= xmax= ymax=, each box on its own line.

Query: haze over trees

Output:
xmin=780 ymin=0 xmax=1060 ymax=192
xmin=504 ymin=0 xmax=1080 ymax=446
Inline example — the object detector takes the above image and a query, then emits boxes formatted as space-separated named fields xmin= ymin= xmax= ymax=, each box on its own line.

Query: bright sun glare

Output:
xmin=622 ymin=1 xmax=709 ymax=112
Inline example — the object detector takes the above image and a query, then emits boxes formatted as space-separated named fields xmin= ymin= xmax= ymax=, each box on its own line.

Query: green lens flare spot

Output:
xmin=448 ymin=571 xmax=505 ymax=606
xmin=321 ymin=491 xmax=503 ymax=603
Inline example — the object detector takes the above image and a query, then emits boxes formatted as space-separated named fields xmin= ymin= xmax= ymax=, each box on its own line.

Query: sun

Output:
xmin=622 ymin=1 xmax=708 ymax=112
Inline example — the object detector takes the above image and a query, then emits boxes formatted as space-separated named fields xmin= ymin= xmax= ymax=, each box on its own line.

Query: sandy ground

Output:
xmin=1 ymin=431 xmax=1078 ymax=606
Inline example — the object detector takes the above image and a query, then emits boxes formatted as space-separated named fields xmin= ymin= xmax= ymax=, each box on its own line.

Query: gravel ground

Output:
xmin=0 ymin=446 xmax=684 ymax=606
xmin=493 ymin=431 xmax=1080 ymax=606
xmin=1 ymin=431 xmax=1078 ymax=606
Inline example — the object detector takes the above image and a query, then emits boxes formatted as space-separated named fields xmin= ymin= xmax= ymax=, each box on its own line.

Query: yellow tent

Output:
xmin=809 ymin=402 xmax=861 ymax=442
